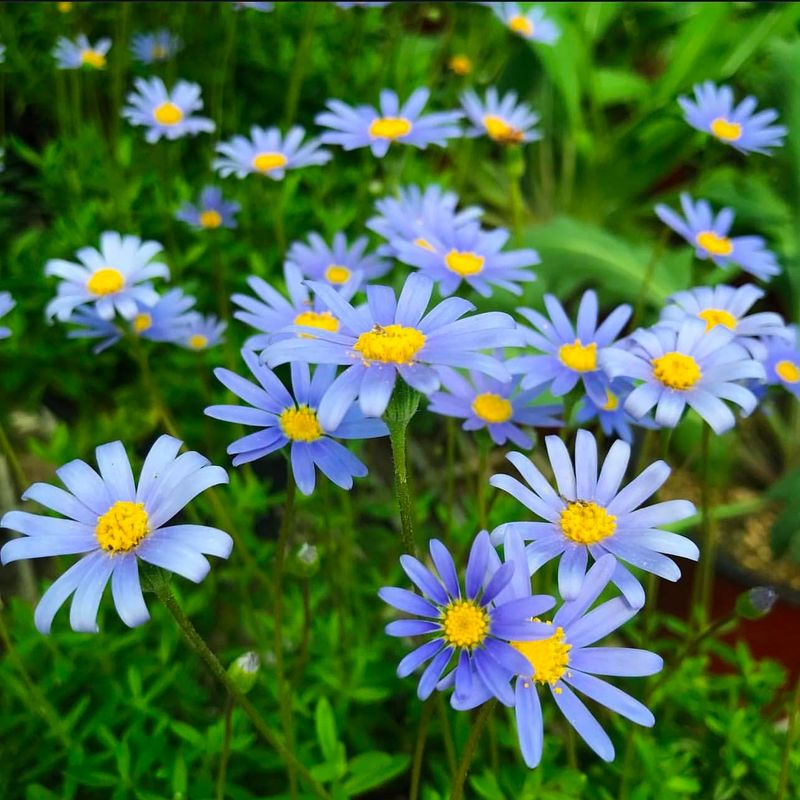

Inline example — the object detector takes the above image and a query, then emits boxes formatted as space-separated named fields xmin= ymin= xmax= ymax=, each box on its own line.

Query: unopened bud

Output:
xmin=227 ymin=651 xmax=260 ymax=694
xmin=735 ymin=586 xmax=777 ymax=620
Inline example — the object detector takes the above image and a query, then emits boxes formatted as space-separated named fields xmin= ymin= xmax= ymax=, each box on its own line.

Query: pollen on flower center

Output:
xmin=483 ymin=114 xmax=524 ymax=144
xmin=560 ymin=501 xmax=617 ymax=544
xmin=189 ymin=334 xmax=208 ymax=350
xmin=509 ymin=14 xmax=534 ymax=37
xmin=95 ymin=500 xmax=150 ymax=554
xmin=133 ymin=312 xmax=152 ymax=333
xmin=279 ymin=405 xmax=323 ymax=442
xmin=710 ymin=116 xmax=742 ymax=142
xmin=294 ymin=309 xmax=340 ymax=337
xmin=472 ymin=392 xmax=513 ymax=423
xmin=602 ymin=389 xmax=619 ymax=411
xmin=652 ymin=351 xmax=702 ymax=390
xmin=558 ymin=339 xmax=597 ymax=372
xmin=153 ymin=101 xmax=184 ymax=126
xmin=512 ymin=621 xmax=571 ymax=686
xmin=695 ymin=230 xmax=733 ymax=257
xmin=81 ymin=49 xmax=106 ymax=68
xmin=441 ymin=600 xmax=489 ymax=649
xmin=325 ymin=265 xmax=351 ymax=285
xmin=353 ymin=324 xmax=426 ymax=365
xmin=86 ymin=267 xmax=125 ymax=296
xmin=152 ymin=44 xmax=167 ymax=60
xmin=444 ymin=249 xmax=485 ymax=276
xmin=775 ymin=359 xmax=800 ymax=384
xmin=199 ymin=209 xmax=223 ymax=229
xmin=698 ymin=307 xmax=737 ymax=331
xmin=368 ymin=116 xmax=413 ymax=140
xmin=252 ymin=152 xmax=288 ymax=173
xmin=414 ymin=238 xmax=436 ymax=252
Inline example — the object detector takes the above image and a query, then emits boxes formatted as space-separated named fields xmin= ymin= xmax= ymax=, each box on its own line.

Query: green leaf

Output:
xmin=315 ymin=697 xmax=339 ymax=764
xmin=343 ymin=752 xmax=410 ymax=795
xmin=594 ymin=69 xmax=651 ymax=106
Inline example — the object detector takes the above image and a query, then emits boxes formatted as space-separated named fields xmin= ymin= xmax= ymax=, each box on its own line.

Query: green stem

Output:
xmin=409 ymin=697 xmax=435 ymax=800
xmin=445 ymin=418 xmax=456 ymax=542
xmin=778 ymin=675 xmax=800 ymax=800
xmin=283 ymin=3 xmax=319 ymax=126
xmin=450 ymin=700 xmax=495 ymax=800
xmin=436 ymin=693 xmax=457 ymax=778
xmin=632 ymin=227 xmax=670 ymax=327
xmin=152 ymin=580 xmax=330 ymax=800
xmin=477 ymin=437 xmax=490 ymax=531
xmin=215 ymin=697 xmax=233 ymax=800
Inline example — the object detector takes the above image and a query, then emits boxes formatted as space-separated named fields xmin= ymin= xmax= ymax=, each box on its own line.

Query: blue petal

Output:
xmin=378 ymin=586 xmax=440 ymax=617
xmin=465 ymin=530 xmax=491 ymax=599
xmin=569 ymin=647 xmax=663 ymax=677
xmin=111 ymin=554 xmax=150 ymax=628
xmin=551 ymin=680 xmax=615 ymax=761
xmin=397 ymin=638 xmax=444 ymax=678
xmin=400 ymin=555 xmax=449 ymax=605
xmin=429 ymin=539 xmax=460 ymax=598
xmin=69 ymin=553 xmax=115 ymax=633
xmin=564 ymin=670 xmax=654 ymax=727
xmin=135 ymin=537 xmax=211 ymax=583
xmin=34 ymin=552 xmax=102 ymax=635
xmin=385 ymin=619 xmax=440 ymax=637
xmin=514 ymin=678 xmax=544 ymax=768
xmin=418 ymin=646 xmax=453 ymax=700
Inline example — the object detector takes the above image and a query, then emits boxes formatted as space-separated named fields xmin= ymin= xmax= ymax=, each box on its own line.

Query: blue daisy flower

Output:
xmin=461 ymin=87 xmax=541 ymax=144
xmin=379 ymin=532 xmax=555 ymax=706
xmin=130 ymin=29 xmax=181 ymax=64
xmin=508 ymin=291 xmax=632 ymax=406
xmin=0 ymin=44 xmax=5 ymax=64
xmin=659 ymin=284 xmax=789 ymax=359
xmin=287 ymin=231 xmax=389 ymax=289
xmin=176 ymin=186 xmax=240 ymax=231
xmin=0 ymin=436 xmax=231 ymax=634
xmin=678 ymin=81 xmax=786 ymax=155
xmin=205 ymin=354 xmax=387 ymax=494
xmin=263 ymin=273 xmax=523 ymax=430
xmin=232 ymin=263 xmax=358 ymax=352
xmin=45 ymin=232 xmax=169 ymax=322
xmin=761 ymin=326 xmax=800 ymax=398
xmin=53 ymin=34 xmax=111 ymax=69
xmin=601 ymin=319 xmax=765 ymax=434
xmin=392 ymin=216 xmax=538 ymax=298
xmin=213 ymin=126 xmax=331 ymax=180
xmin=575 ymin=378 xmax=656 ymax=445
xmin=181 ymin=314 xmax=226 ymax=351
xmin=428 ymin=365 xmax=562 ymax=449
xmin=367 ymin=184 xmax=483 ymax=258
xmin=655 ymin=194 xmax=780 ymax=282
xmin=233 ymin=1 xmax=274 ymax=10
xmin=122 ymin=77 xmax=215 ymax=143
xmin=0 ymin=291 xmax=15 ymax=339
xmin=490 ymin=429 xmax=698 ymax=608
xmin=491 ymin=3 xmax=560 ymax=44
xmin=315 ymin=88 xmax=463 ymax=158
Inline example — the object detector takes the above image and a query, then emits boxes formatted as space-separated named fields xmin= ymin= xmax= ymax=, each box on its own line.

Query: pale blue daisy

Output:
xmin=53 ymin=34 xmax=111 ymax=69
xmin=491 ymin=3 xmax=560 ymax=44
xmin=182 ymin=314 xmax=226 ymax=351
xmin=0 ymin=291 xmax=15 ymax=339
xmin=176 ymin=186 xmax=240 ymax=230
xmin=761 ymin=326 xmax=800 ymax=399
xmin=287 ymin=231 xmax=389 ymax=288
xmin=130 ymin=30 xmax=181 ymax=64
xmin=461 ymin=87 xmax=541 ymax=144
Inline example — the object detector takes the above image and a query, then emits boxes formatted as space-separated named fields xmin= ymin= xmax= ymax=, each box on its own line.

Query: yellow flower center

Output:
xmin=325 ymin=265 xmax=351 ymax=285
xmin=95 ymin=501 xmax=150 ymax=554
xmin=558 ymin=339 xmax=597 ymax=373
xmin=86 ymin=267 xmax=125 ymax=296
xmin=440 ymin=600 xmax=489 ymax=649
xmin=353 ymin=324 xmax=426 ymax=365
xmin=695 ymin=231 xmax=733 ymax=257
xmin=133 ymin=312 xmax=152 ymax=333
xmin=444 ymin=249 xmax=485 ymax=276
xmin=472 ymin=392 xmax=513 ymax=423
xmin=710 ymin=116 xmax=742 ymax=142
xmin=449 ymin=55 xmax=472 ymax=75
xmin=652 ymin=351 xmax=702 ymax=391
xmin=58 ymin=2 xmax=73 ymax=12
xmin=151 ymin=44 xmax=167 ymax=60
xmin=189 ymin=334 xmax=208 ymax=350
xmin=414 ymin=238 xmax=436 ymax=252
xmin=775 ymin=359 xmax=800 ymax=384
xmin=698 ymin=307 xmax=737 ymax=331
xmin=279 ymin=405 xmax=323 ymax=442
xmin=513 ymin=621 xmax=571 ymax=687
xmin=80 ymin=49 xmax=106 ymax=69
xmin=294 ymin=310 xmax=339 ymax=338
xmin=368 ymin=116 xmax=413 ymax=140
xmin=509 ymin=14 xmax=534 ymax=37
xmin=153 ymin=101 xmax=183 ymax=126
xmin=602 ymin=388 xmax=619 ymax=411
xmin=483 ymin=114 xmax=524 ymax=144
xmin=199 ymin=209 xmax=223 ymax=229
xmin=252 ymin=152 xmax=288 ymax=173
xmin=559 ymin=501 xmax=617 ymax=544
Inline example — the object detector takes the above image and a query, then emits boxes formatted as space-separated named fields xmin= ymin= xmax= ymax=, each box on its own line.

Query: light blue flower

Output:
xmin=0 ymin=291 xmax=15 ymax=339
xmin=679 ymin=81 xmax=786 ymax=155
xmin=315 ymin=88 xmax=462 ymax=158
xmin=206 ymin=354 xmax=387 ymax=494
xmin=490 ymin=430 xmax=698 ymax=608
xmin=122 ymin=77 xmax=215 ymax=143
xmin=0 ymin=44 xmax=5 ymax=64
xmin=575 ymin=378 xmax=655 ymax=445
xmin=491 ymin=3 xmax=560 ymax=44
xmin=601 ymin=319 xmax=765 ymax=434
xmin=233 ymin=1 xmax=274 ymax=10
xmin=231 ymin=263 xmax=358 ymax=351
xmin=213 ymin=126 xmax=330 ymax=180
xmin=176 ymin=187 xmax=240 ymax=230
xmin=264 ymin=273 xmax=523 ymax=430
xmin=760 ymin=326 xmax=800 ymax=399
xmin=0 ymin=436 xmax=231 ymax=634
xmin=182 ymin=314 xmax=226 ymax=351
xmin=53 ymin=34 xmax=111 ymax=69
xmin=655 ymin=194 xmax=780 ymax=282
xmin=508 ymin=291 xmax=631 ymax=405
xmin=428 ymin=365 xmax=562 ymax=449
xmin=130 ymin=29 xmax=181 ymax=64
xmin=287 ymin=231 xmax=389 ymax=288
xmin=461 ymin=87 xmax=541 ymax=144
xmin=45 ymin=232 xmax=169 ymax=322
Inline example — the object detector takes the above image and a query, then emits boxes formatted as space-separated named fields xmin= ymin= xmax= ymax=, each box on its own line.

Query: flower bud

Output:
xmin=227 ymin=651 xmax=260 ymax=694
xmin=735 ymin=586 xmax=777 ymax=620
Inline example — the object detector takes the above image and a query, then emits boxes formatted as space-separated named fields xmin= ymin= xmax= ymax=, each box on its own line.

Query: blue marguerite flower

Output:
xmin=263 ymin=273 xmax=523 ymax=430
xmin=508 ymin=291 xmax=632 ymax=406
xmin=315 ymin=88 xmax=462 ymax=158
xmin=233 ymin=1 xmax=274 ymax=9
xmin=678 ymin=81 xmax=786 ymax=155
xmin=0 ymin=436 xmax=231 ymax=634
xmin=45 ymin=232 xmax=169 ymax=322
xmin=130 ymin=29 xmax=181 ymax=64
xmin=176 ymin=186 xmax=240 ymax=230
xmin=760 ymin=326 xmax=800 ymax=399
xmin=53 ymin=34 xmax=111 ymax=69
xmin=379 ymin=532 xmax=555 ymax=706
xmin=461 ymin=87 xmax=541 ymax=144
xmin=213 ymin=126 xmax=331 ymax=180
xmin=122 ymin=77 xmax=215 ymax=143
xmin=491 ymin=3 xmax=560 ymax=44
xmin=601 ymin=318 xmax=765 ymax=434
xmin=428 ymin=365 xmax=562 ymax=449
xmin=575 ymin=378 xmax=655 ymax=445
xmin=490 ymin=430 xmax=698 ymax=608
xmin=182 ymin=314 xmax=226 ymax=351
xmin=655 ymin=194 xmax=780 ymax=282
xmin=0 ymin=291 xmax=15 ymax=339
xmin=205 ymin=354 xmax=387 ymax=494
